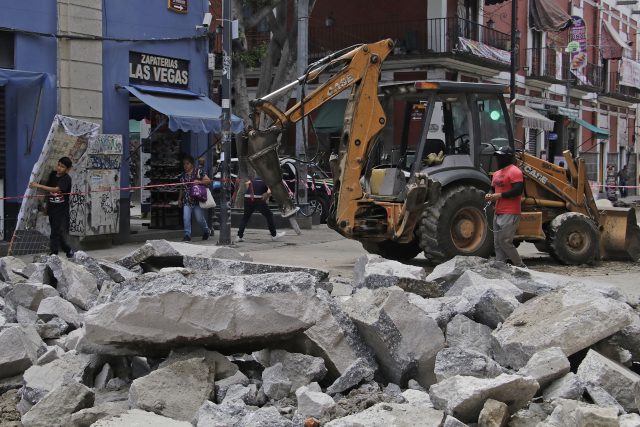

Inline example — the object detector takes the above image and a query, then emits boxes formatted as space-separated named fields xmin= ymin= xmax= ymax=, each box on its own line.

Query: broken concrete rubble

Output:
xmin=253 ymin=348 xmax=327 ymax=391
xmin=159 ymin=347 xmax=238 ymax=380
xmin=0 ymin=257 xmax=27 ymax=283
xmin=47 ymin=256 xmax=99 ymax=310
xmin=353 ymin=254 xmax=441 ymax=297
xmin=79 ymin=271 xmax=321 ymax=355
xmin=183 ymin=256 xmax=329 ymax=281
xmin=434 ymin=347 xmax=503 ymax=381
xmin=91 ymin=409 xmax=191 ymax=426
xmin=408 ymin=294 xmax=474 ymax=330
xmin=71 ymin=251 xmax=115 ymax=290
xmin=542 ymin=372 xmax=584 ymax=401
xmin=296 ymin=382 xmax=336 ymax=419
xmin=325 ymin=396 xmax=445 ymax=426
xmin=445 ymin=314 xmax=493 ymax=356
xmin=129 ymin=357 xmax=213 ymax=421
xmin=36 ymin=296 xmax=81 ymax=328
xmin=69 ymin=401 xmax=130 ymax=427
xmin=6 ymin=283 xmax=58 ymax=312
xmin=429 ymin=374 xmax=539 ymax=423
xmin=492 ymin=284 xmax=634 ymax=369
xmin=116 ymin=239 xmax=251 ymax=269
xmin=326 ymin=357 xmax=376 ymax=395
xmin=477 ymin=398 xmax=509 ymax=427
xmin=341 ymin=286 xmax=444 ymax=388
xmin=21 ymin=381 xmax=94 ymax=427
xmin=293 ymin=289 xmax=378 ymax=379
xmin=577 ymin=349 xmax=640 ymax=412
xmin=0 ymin=325 xmax=45 ymax=379
xmin=517 ymin=347 xmax=570 ymax=389
xmin=261 ymin=363 xmax=292 ymax=400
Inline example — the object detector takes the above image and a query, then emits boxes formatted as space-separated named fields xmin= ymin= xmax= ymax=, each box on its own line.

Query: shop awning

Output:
xmin=123 ymin=85 xmax=244 ymax=134
xmin=573 ymin=118 xmax=609 ymax=139
xmin=312 ymin=99 xmax=348 ymax=134
xmin=529 ymin=0 xmax=572 ymax=32
xmin=601 ymin=20 xmax=631 ymax=60
xmin=514 ymin=105 xmax=555 ymax=131
xmin=0 ymin=68 xmax=54 ymax=88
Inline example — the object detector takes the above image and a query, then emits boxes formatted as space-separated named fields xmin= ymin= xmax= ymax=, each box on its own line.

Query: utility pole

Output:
xmin=295 ymin=0 xmax=309 ymax=213
xmin=509 ymin=0 xmax=518 ymax=134
xmin=217 ymin=0 xmax=232 ymax=245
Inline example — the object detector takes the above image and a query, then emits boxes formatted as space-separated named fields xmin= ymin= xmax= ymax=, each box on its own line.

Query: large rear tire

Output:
xmin=548 ymin=212 xmax=600 ymax=265
xmin=420 ymin=185 xmax=494 ymax=262
xmin=361 ymin=239 xmax=422 ymax=261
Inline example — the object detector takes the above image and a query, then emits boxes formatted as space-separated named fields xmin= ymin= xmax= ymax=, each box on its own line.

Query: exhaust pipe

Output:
xmin=247 ymin=128 xmax=299 ymax=218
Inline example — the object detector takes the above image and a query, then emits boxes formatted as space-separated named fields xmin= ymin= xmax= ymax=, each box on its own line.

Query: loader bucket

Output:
xmin=599 ymin=207 xmax=640 ymax=261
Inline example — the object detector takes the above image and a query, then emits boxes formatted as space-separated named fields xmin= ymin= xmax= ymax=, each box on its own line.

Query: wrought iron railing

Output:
xmin=605 ymin=71 xmax=640 ymax=99
xmin=309 ymin=17 xmax=511 ymax=62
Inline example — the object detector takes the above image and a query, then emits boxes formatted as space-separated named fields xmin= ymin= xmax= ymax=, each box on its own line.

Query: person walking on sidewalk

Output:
xmin=30 ymin=157 xmax=75 ymax=257
xmin=179 ymin=155 xmax=212 ymax=242
xmin=235 ymin=176 xmax=286 ymax=242
xmin=485 ymin=146 xmax=526 ymax=268
xmin=618 ymin=165 xmax=629 ymax=198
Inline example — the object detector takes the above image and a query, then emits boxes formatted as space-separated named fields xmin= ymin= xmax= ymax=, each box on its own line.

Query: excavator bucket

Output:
xmin=599 ymin=207 xmax=640 ymax=261
xmin=247 ymin=128 xmax=299 ymax=218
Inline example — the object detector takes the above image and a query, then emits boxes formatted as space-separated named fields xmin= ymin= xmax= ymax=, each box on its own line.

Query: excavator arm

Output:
xmin=245 ymin=39 xmax=395 ymax=233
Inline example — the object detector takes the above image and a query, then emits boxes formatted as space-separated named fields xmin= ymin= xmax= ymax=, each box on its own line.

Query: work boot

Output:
xmin=202 ymin=231 xmax=210 ymax=241
xmin=182 ymin=235 xmax=191 ymax=242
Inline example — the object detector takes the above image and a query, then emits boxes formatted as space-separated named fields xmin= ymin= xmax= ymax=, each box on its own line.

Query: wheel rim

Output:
xmin=450 ymin=207 xmax=486 ymax=253
xmin=565 ymin=229 xmax=590 ymax=256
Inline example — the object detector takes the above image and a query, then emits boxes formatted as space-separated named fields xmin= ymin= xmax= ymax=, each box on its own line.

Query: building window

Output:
xmin=0 ymin=31 xmax=14 ymax=69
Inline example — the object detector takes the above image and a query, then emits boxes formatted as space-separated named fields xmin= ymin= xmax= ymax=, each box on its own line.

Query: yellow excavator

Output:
xmin=243 ymin=39 xmax=640 ymax=265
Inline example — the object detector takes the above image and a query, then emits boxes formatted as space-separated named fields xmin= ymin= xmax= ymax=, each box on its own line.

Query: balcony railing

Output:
xmin=605 ymin=72 xmax=640 ymax=99
xmin=309 ymin=17 xmax=511 ymax=64
xmin=524 ymin=47 xmax=559 ymax=80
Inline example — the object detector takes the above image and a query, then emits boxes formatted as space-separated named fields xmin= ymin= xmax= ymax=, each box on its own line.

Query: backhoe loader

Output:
xmin=242 ymin=39 xmax=640 ymax=265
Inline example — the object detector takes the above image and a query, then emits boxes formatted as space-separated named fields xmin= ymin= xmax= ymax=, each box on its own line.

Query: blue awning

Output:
xmin=573 ymin=118 xmax=610 ymax=139
xmin=123 ymin=85 xmax=244 ymax=134
xmin=0 ymin=68 xmax=54 ymax=88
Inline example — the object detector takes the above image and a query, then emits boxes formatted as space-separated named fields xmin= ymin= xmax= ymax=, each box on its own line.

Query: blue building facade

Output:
xmin=101 ymin=0 xmax=212 ymax=238
xmin=1 ymin=0 xmax=216 ymax=241
xmin=1 ymin=1 xmax=58 ymax=233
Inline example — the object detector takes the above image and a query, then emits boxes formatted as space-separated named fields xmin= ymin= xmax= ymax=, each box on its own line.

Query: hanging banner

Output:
xmin=458 ymin=37 xmax=511 ymax=64
xmin=569 ymin=16 xmax=587 ymax=70
xmin=621 ymin=57 xmax=640 ymax=89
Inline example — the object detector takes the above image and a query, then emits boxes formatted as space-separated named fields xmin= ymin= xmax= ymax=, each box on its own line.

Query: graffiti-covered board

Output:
xmin=70 ymin=134 xmax=123 ymax=236
xmin=10 ymin=116 xmax=100 ymax=255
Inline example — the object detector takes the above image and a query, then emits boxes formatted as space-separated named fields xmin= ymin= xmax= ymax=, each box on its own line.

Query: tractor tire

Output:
xmin=533 ymin=241 xmax=550 ymax=253
xmin=309 ymin=195 xmax=330 ymax=224
xmin=361 ymin=239 xmax=422 ymax=261
xmin=548 ymin=212 xmax=600 ymax=265
xmin=420 ymin=185 xmax=493 ymax=262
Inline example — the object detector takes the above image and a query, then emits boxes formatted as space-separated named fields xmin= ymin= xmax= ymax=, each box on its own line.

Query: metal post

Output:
xmin=509 ymin=0 xmax=517 ymax=103
xmin=217 ymin=0 xmax=232 ymax=245
xmin=295 ymin=0 xmax=309 ymax=213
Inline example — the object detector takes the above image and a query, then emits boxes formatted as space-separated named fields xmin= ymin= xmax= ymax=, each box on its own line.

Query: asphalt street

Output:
xmin=82 ymin=224 xmax=640 ymax=303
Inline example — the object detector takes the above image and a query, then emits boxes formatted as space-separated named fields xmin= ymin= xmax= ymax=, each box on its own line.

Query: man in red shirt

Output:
xmin=485 ymin=146 xmax=526 ymax=268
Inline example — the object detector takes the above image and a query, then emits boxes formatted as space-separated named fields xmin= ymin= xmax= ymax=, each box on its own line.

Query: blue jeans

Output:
xmin=183 ymin=204 xmax=209 ymax=237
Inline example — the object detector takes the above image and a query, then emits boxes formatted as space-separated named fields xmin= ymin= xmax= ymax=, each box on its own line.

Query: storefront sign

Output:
xmin=129 ymin=52 xmax=189 ymax=88
xmin=569 ymin=16 xmax=587 ymax=70
xmin=168 ymin=0 xmax=188 ymax=13
xmin=548 ymin=132 xmax=558 ymax=141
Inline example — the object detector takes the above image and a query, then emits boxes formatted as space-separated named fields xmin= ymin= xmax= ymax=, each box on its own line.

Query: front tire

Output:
xmin=548 ymin=212 xmax=600 ymax=265
xmin=362 ymin=239 xmax=422 ymax=261
xmin=420 ymin=185 xmax=494 ymax=262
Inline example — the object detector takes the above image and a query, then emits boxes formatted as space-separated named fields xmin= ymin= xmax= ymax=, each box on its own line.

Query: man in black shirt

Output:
xmin=235 ymin=176 xmax=286 ymax=242
xmin=30 ymin=157 xmax=74 ymax=257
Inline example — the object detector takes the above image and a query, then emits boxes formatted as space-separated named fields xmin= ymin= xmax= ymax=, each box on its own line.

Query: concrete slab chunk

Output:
xmin=577 ymin=349 xmax=640 ymax=412
xmin=434 ymin=347 xmax=504 ymax=381
xmin=129 ymin=357 xmax=213 ymax=421
xmin=429 ymin=374 xmax=539 ymax=423
xmin=21 ymin=382 xmax=94 ymax=427
xmin=47 ymin=256 xmax=99 ymax=310
xmin=79 ymin=271 xmax=321 ymax=355
xmin=90 ymin=409 xmax=191 ymax=426
xmin=0 ymin=325 xmax=45 ymax=379
xmin=518 ymin=347 xmax=570 ymax=389
xmin=341 ymin=286 xmax=444 ymax=388
xmin=492 ymin=285 xmax=634 ymax=369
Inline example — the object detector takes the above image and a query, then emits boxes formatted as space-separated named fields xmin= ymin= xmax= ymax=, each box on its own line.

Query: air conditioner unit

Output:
xmin=617 ymin=0 xmax=637 ymax=5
